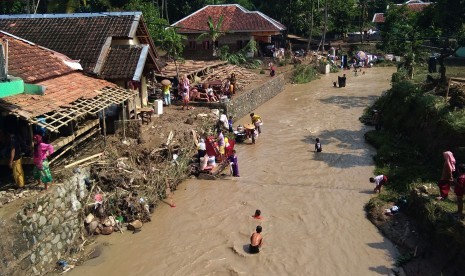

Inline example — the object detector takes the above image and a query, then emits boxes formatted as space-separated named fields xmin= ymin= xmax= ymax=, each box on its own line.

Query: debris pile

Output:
xmin=80 ymin=109 xmax=217 ymax=239
xmin=201 ymin=65 xmax=263 ymax=92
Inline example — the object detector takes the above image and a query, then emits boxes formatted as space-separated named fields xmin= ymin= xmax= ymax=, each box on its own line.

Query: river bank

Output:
xmin=362 ymin=69 xmax=465 ymax=275
xmin=69 ymin=66 xmax=399 ymax=275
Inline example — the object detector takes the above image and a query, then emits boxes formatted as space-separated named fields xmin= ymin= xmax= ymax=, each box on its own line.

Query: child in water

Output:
xmin=252 ymin=209 xmax=262 ymax=219
xmin=315 ymin=138 xmax=322 ymax=152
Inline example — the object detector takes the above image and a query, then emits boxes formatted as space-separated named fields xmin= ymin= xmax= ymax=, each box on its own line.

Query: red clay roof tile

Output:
xmin=0 ymin=33 xmax=123 ymax=118
xmin=172 ymin=4 xmax=285 ymax=33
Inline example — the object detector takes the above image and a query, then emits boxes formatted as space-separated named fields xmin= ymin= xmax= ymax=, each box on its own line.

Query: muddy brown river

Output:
xmin=71 ymin=67 xmax=398 ymax=275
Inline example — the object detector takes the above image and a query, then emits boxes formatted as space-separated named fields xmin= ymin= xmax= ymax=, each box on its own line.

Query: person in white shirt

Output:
xmin=370 ymin=175 xmax=388 ymax=193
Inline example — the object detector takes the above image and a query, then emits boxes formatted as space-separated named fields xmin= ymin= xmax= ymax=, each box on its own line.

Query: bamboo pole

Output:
xmin=445 ymin=77 xmax=451 ymax=103
xmin=64 ymin=153 xmax=103 ymax=169
xmin=102 ymin=107 xmax=107 ymax=147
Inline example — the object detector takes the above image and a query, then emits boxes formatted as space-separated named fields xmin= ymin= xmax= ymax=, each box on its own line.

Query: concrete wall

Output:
xmin=1 ymin=170 xmax=89 ymax=276
xmin=222 ymin=74 xmax=285 ymax=120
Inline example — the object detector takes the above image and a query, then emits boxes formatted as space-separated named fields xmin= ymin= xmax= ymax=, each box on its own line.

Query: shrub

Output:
xmin=292 ymin=64 xmax=320 ymax=84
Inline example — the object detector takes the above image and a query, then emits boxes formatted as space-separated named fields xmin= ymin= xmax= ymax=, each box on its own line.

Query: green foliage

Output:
xmin=197 ymin=15 xmax=225 ymax=56
xmin=218 ymin=41 xmax=261 ymax=67
xmin=292 ymin=64 xmax=320 ymax=84
xmin=395 ymin=253 xmax=413 ymax=267
xmin=158 ymin=27 xmax=185 ymax=60
xmin=391 ymin=70 xmax=409 ymax=83
xmin=329 ymin=63 xmax=339 ymax=73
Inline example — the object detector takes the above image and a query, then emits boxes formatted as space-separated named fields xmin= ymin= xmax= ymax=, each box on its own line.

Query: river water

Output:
xmin=71 ymin=67 xmax=398 ymax=276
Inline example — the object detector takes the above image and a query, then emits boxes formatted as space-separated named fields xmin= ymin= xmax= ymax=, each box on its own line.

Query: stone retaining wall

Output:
xmin=1 ymin=170 xmax=88 ymax=276
xmin=222 ymin=74 xmax=285 ymax=120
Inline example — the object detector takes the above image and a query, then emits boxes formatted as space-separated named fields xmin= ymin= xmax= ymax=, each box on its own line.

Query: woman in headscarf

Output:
xmin=33 ymin=135 xmax=54 ymax=190
xmin=438 ymin=151 xmax=456 ymax=200
xmin=180 ymin=74 xmax=191 ymax=110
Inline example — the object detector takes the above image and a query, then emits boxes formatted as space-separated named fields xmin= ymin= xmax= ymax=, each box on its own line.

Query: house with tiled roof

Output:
xmin=372 ymin=0 xmax=432 ymax=23
xmin=0 ymin=31 xmax=134 ymax=160
xmin=171 ymin=4 xmax=286 ymax=58
xmin=0 ymin=12 xmax=160 ymax=108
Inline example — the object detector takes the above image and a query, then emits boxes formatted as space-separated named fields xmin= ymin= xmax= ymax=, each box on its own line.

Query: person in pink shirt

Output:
xmin=32 ymin=135 xmax=54 ymax=190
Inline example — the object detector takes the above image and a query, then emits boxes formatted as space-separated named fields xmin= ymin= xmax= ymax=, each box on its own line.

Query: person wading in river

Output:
xmin=249 ymin=226 xmax=263 ymax=254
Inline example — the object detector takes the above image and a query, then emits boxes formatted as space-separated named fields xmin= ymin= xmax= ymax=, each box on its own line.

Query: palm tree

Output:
xmin=197 ymin=15 xmax=225 ymax=57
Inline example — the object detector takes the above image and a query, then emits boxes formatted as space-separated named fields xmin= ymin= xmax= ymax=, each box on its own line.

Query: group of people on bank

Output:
xmin=160 ymin=73 xmax=238 ymax=110
xmin=197 ymin=112 xmax=263 ymax=177
xmin=0 ymin=130 xmax=55 ymax=190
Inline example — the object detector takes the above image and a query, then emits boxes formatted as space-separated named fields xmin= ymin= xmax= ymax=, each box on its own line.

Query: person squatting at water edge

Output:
xmin=249 ymin=226 xmax=263 ymax=254
xmin=437 ymin=151 xmax=456 ymax=200
xmin=32 ymin=134 xmax=54 ymax=190
xmin=455 ymin=163 xmax=465 ymax=219
xmin=370 ymin=174 xmax=388 ymax=194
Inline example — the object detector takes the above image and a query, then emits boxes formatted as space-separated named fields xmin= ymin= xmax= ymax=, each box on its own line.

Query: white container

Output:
xmin=153 ymin=99 xmax=163 ymax=115
xmin=318 ymin=64 xmax=330 ymax=74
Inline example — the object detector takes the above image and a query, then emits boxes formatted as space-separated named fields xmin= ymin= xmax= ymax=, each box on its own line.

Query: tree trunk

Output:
xmin=212 ymin=41 xmax=217 ymax=57
xmin=360 ymin=2 xmax=365 ymax=45
xmin=165 ymin=0 xmax=169 ymax=23
xmin=321 ymin=0 xmax=328 ymax=54
xmin=306 ymin=0 xmax=314 ymax=52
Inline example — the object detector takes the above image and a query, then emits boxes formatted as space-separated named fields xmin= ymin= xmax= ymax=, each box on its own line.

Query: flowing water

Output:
xmin=71 ymin=67 xmax=398 ymax=276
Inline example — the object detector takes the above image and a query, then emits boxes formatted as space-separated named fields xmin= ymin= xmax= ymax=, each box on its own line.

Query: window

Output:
xmin=188 ymin=41 xmax=196 ymax=49
xmin=202 ymin=41 xmax=210 ymax=50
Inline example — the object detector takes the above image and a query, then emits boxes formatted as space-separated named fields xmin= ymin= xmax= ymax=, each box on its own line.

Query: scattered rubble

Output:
xmin=0 ymin=188 xmax=41 ymax=206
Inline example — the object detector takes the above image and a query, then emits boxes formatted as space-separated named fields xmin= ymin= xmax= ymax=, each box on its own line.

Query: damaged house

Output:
xmin=0 ymin=31 xmax=134 ymax=166
xmin=0 ymin=12 xmax=161 ymax=114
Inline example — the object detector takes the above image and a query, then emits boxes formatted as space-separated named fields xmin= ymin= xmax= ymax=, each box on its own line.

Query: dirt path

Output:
xmin=70 ymin=67 xmax=398 ymax=275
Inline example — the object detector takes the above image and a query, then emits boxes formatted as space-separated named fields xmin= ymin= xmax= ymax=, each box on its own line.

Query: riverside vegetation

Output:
xmin=362 ymin=64 xmax=465 ymax=274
